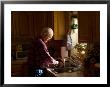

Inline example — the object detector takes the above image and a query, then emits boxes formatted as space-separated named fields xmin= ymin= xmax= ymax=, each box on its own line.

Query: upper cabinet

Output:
xmin=11 ymin=11 xmax=53 ymax=44
xmin=11 ymin=12 xmax=35 ymax=43
xmin=78 ymin=11 xmax=100 ymax=43
xmin=12 ymin=11 xmax=100 ymax=44
xmin=54 ymin=11 xmax=66 ymax=40
xmin=11 ymin=11 xmax=67 ymax=42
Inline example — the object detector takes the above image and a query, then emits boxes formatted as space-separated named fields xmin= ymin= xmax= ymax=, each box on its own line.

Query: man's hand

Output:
xmin=51 ymin=57 xmax=59 ymax=65
xmin=53 ymin=60 xmax=59 ymax=65
xmin=48 ymin=60 xmax=59 ymax=68
xmin=55 ymin=61 xmax=59 ymax=65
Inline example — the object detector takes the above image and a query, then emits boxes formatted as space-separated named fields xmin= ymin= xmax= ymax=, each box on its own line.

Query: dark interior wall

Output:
xmin=78 ymin=11 xmax=100 ymax=44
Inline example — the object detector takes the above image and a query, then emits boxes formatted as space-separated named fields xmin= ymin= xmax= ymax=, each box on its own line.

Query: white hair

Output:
xmin=41 ymin=27 xmax=53 ymax=38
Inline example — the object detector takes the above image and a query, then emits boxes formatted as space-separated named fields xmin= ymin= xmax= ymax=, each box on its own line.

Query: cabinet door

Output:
xmin=11 ymin=11 xmax=54 ymax=44
xmin=78 ymin=11 xmax=90 ymax=42
xmin=54 ymin=11 xmax=66 ymax=40
xmin=78 ymin=11 xmax=100 ymax=43
xmin=32 ymin=11 xmax=53 ymax=38
xmin=11 ymin=59 xmax=28 ymax=77
xmin=92 ymin=12 xmax=100 ymax=43
xmin=11 ymin=11 xmax=34 ymax=43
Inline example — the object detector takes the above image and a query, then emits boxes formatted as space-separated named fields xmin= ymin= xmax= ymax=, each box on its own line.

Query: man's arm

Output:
xmin=40 ymin=46 xmax=58 ymax=65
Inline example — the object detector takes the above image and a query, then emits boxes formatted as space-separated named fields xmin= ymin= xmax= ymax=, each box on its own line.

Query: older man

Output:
xmin=28 ymin=27 xmax=59 ymax=77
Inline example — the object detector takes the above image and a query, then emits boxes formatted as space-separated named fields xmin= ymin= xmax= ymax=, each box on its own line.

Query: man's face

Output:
xmin=46 ymin=34 xmax=53 ymax=42
xmin=45 ymin=31 xmax=53 ymax=43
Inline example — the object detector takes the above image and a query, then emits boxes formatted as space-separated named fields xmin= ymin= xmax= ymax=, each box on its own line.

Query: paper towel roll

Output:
xmin=61 ymin=46 xmax=68 ymax=58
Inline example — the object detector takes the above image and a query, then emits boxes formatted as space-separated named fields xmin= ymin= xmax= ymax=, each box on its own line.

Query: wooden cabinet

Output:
xmin=78 ymin=12 xmax=89 ymax=42
xmin=78 ymin=11 xmax=100 ymax=43
xmin=11 ymin=58 xmax=28 ymax=77
xmin=11 ymin=11 xmax=67 ymax=42
xmin=29 ymin=12 xmax=54 ymax=38
xmin=11 ymin=11 xmax=55 ymax=55
xmin=11 ymin=12 xmax=34 ymax=44
xmin=54 ymin=11 xmax=66 ymax=40
xmin=11 ymin=11 xmax=54 ymax=44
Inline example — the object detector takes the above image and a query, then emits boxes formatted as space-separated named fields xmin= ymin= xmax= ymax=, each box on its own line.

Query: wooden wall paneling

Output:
xmin=65 ymin=12 xmax=70 ymax=34
xmin=18 ymin=12 xmax=34 ymax=39
xmin=87 ymin=11 xmax=100 ymax=44
xmin=11 ymin=12 xmax=15 ymax=38
xmin=27 ymin=12 xmax=35 ymax=39
xmin=32 ymin=12 xmax=39 ymax=38
xmin=11 ymin=11 xmax=20 ymax=38
xmin=88 ymin=12 xmax=93 ymax=43
xmin=96 ymin=12 xmax=100 ymax=43
xmin=11 ymin=11 xmax=35 ymax=44
xmin=11 ymin=11 xmax=54 ymax=50
xmin=46 ymin=11 xmax=54 ymax=30
xmin=12 ymin=12 xmax=22 ymax=46
xmin=78 ymin=11 xmax=89 ymax=42
xmin=93 ymin=12 xmax=100 ymax=43
xmin=33 ymin=12 xmax=46 ymax=37
xmin=78 ymin=11 xmax=100 ymax=43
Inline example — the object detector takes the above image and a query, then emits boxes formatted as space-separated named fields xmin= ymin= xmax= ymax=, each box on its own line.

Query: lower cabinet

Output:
xmin=11 ymin=59 xmax=28 ymax=77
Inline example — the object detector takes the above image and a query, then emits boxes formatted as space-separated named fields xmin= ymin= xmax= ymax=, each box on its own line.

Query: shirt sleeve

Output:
xmin=39 ymin=41 xmax=57 ymax=65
